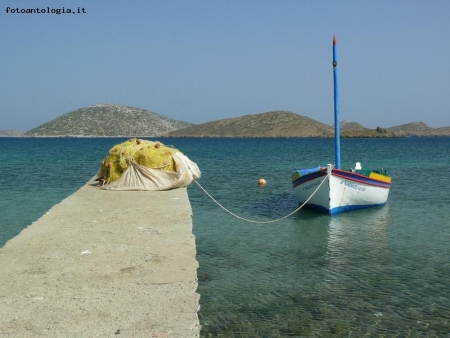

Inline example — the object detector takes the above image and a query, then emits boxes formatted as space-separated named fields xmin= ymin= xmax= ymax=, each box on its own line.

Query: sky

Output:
xmin=1 ymin=0 xmax=450 ymax=131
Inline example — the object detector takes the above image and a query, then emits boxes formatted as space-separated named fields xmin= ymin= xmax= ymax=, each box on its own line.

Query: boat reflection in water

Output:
xmin=285 ymin=206 xmax=397 ymax=335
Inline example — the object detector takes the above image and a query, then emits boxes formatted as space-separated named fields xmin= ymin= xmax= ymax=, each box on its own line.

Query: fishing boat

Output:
xmin=292 ymin=36 xmax=391 ymax=215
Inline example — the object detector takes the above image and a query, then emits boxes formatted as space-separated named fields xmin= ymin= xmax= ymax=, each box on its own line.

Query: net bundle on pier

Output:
xmin=98 ymin=138 xmax=201 ymax=191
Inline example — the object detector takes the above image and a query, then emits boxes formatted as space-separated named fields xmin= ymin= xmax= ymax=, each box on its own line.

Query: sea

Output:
xmin=1 ymin=137 xmax=449 ymax=337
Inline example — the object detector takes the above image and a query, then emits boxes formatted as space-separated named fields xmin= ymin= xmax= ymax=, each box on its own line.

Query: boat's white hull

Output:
xmin=293 ymin=166 xmax=391 ymax=215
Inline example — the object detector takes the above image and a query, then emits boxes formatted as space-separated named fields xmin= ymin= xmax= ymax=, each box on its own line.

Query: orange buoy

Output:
xmin=258 ymin=178 xmax=267 ymax=186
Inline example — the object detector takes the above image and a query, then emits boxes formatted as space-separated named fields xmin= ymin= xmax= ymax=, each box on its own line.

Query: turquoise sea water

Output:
xmin=1 ymin=137 xmax=449 ymax=337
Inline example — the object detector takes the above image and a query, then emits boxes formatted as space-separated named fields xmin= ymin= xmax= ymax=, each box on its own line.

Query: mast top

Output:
xmin=333 ymin=35 xmax=337 ymax=46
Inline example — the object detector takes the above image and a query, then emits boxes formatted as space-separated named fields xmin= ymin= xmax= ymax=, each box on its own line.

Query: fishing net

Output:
xmin=98 ymin=138 xmax=201 ymax=191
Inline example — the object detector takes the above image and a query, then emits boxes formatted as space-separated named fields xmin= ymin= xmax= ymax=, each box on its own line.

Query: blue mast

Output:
xmin=333 ymin=35 xmax=341 ymax=169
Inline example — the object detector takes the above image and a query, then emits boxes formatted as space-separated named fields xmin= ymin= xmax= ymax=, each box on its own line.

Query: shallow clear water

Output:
xmin=0 ymin=137 xmax=118 ymax=244
xmin=1 ymin=137 xmax=449 ymax=337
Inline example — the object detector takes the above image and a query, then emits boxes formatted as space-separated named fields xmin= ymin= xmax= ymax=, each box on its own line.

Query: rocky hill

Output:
xmin=0 ymin=130 xmax=24 ymax=137
xmin=162 ymin=111 xmax=400 ymax=138
xmin=24 ymin=104 xmax=192 ymax=137
xmin=163 ymin=111 xmax=334 ymax=138
xmin=340 ymin=121 xmax=397 ymax=138
xmin=340 ymin=120 xmax=365 ymax=131
xmin=427 ymin=126 xmax=450 ymax=136
xmin=386 ymin=122 xmax=450 ymax=136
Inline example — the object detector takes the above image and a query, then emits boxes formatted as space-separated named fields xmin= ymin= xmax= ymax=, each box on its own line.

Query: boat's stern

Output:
xmin=328 ymin=167 xmax=391 ymax=214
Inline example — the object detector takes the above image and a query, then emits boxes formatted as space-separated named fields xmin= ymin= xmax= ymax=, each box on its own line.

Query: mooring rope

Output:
xmin=193 ymin=170 xmax=330 ymax=224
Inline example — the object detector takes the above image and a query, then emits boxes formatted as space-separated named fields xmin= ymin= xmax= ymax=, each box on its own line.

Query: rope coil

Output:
xmin=193 ymin=170 xmax=330 ymax=224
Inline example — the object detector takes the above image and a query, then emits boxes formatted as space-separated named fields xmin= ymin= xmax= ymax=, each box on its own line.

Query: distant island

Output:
xmin=0 ymin=130 xmax=24 ymax=137
xmin=22 ymin=104 xmax=192 ymax=137
xmin=1 ymin=103 xmax=449 ymax=137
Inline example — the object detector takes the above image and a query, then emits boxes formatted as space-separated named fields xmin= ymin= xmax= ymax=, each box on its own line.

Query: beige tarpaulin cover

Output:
xmin=101 ymin=152 xmax=201 ymax=191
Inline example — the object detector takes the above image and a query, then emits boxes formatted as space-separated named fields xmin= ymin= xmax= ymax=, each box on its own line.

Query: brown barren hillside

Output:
xmin=387 ymin=122 xmax=432 ymax=136
xmin=387 ymin=122 xmax=450 ymax=137
xmin=339 ymin=120 xmax=396 ymax=138
xmin=427 ymin=126 xmax=450 ymax=136
xmin=163 ymin=111 xmax=334 ymax=138
xmin=340 ymin=120 xmax=366 ymax=130
xmin=163 ymin=111 xmax=402 ymax=138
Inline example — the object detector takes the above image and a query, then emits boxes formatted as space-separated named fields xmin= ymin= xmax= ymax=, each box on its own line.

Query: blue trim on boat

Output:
xmin=329 ymin=202 xmax=387 ymax=216
xmin=293 ymin=166 xmax=323 ymax=176
xmin=299 ymin=202 xmax=387 ymax=215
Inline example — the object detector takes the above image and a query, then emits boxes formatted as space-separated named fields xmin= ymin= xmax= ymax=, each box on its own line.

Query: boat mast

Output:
xmin=333 ymin=35 xmax=341 ymax=169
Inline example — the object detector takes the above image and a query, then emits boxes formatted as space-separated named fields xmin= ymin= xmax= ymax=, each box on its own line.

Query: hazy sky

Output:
xmin=2 ymin=0 xmax=449 ymax=131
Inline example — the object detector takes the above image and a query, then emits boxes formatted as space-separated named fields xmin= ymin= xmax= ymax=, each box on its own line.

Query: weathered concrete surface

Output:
xmin=0 ymin=179 xmax=200 ymax=337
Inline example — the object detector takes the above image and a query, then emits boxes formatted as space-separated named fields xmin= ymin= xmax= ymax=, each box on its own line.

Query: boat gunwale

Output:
xmin=292 ymin=169 xmax=327 ymax=188
xmin=331 ymin=168 xmax=391 ymax=189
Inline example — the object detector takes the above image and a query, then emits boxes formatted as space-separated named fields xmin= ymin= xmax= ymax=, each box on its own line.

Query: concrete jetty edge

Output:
xmin=0 ymin=178 xmax=200 ymax=337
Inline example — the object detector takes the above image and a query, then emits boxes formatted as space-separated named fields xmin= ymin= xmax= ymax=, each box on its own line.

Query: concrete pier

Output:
xmin=0 ymin=179 xmax=200 ymax=337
